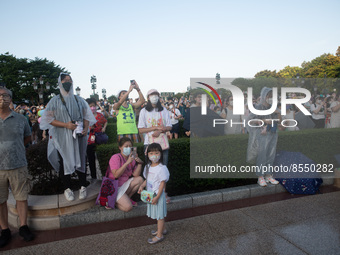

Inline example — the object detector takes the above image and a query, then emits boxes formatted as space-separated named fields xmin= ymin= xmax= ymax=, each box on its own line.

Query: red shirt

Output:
xmin=88 ymin=112 xmax=107 ymax=144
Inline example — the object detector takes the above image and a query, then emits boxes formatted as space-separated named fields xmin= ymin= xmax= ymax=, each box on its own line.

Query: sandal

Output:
xmin=151 ymin=229 xmax=168 ymax=236
xmin=148 ymin=235 xmax=165 ymax=244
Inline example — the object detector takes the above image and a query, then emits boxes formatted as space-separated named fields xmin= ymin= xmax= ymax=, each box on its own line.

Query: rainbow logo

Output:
xmin=196 ymin=82 xmax=222 ymax=106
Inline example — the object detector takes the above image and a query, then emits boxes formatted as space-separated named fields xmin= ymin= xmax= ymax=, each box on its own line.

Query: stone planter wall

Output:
xmin=7 ymin=180 xmax=101 ymax=230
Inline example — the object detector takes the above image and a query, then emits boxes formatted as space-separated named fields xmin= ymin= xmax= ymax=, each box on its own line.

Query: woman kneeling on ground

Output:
xmin=108 ymin=137 xmax=144 ymax=212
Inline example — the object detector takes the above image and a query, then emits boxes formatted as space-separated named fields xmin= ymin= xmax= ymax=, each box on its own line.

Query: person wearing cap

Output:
xmin=138 ymin=89 xmax=172 ymax=203
xmin=112 ymin=81 xmax=145 ymax=143
xmin=138 ymin=89 xmax=172 ymax=162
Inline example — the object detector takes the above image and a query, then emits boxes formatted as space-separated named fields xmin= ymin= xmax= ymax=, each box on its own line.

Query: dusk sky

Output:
xmin=1 ymin=0 xmax=339 ymax=99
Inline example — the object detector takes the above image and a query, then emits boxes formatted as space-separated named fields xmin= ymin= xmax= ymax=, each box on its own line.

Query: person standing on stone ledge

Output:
xmin=40 ymin=73 xmax=96 ymax=202
xmin=0 ymin=87 xmax=35 ymax=248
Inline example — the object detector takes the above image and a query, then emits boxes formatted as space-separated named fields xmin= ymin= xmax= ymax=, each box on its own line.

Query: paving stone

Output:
xmin=240 ymin=193 xmax=335 ymax=227
xmin=249 ymin=183 xmax=276 ymax=197
xmin=273 ymin=212 xmax=340 ymax=255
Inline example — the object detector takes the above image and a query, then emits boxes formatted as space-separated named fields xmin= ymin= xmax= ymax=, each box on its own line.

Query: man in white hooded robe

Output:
xmin=246 ymin=87 xmax=280 ymax=187
xmin=40 ymin=73 xmax=96 ymax=201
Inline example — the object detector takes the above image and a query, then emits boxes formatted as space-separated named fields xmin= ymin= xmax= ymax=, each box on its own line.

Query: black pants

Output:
xmin=313 ymin=118 xmax=325 ymax=129
xmin=58 ymin=152 xmax=86 ymax=190
xmin=86 ymin=143 xmax=97 ymax=179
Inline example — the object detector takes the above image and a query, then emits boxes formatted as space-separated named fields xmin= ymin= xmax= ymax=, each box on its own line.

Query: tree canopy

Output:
xmin=0 ymin=52 xmax=67 ymax=104
xmin=254 ymin=48 xmax=340 ymax=79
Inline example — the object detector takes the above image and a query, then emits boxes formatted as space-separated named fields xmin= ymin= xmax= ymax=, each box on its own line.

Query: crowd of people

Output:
xmin=1 ymin=74 xmax=340 ymax=247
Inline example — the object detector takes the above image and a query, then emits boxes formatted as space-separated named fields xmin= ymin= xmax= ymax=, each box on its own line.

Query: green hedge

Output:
xmin=96 ymin=128 xmax=340 ymax=196
xmin=105 ymin=119 xmax=188 ymax=144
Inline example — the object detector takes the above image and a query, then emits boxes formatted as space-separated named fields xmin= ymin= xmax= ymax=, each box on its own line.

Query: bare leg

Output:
xmin=174 ymin=133 xmax=178 ymax=139
xmin=115 ymin=194 xmax=133 ymax=212
xmin=0 ymin=202 xmax=9 ymax=229
xmin=157 ymin=219 xmax=165 ymax=238
xmin=125 ymin=177 xmax=143 ymax=197
xmin=150 ymin=219 xmax=165 ymax=242
xmin=16 ymin=200 xmax=28 ymax=226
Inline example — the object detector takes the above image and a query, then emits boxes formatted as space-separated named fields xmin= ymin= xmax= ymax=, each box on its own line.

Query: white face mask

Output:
xmin=122 ymin=147 xmax=131 ymax=156
xmin=229 ymin=101 xmax=233 ymax=106
xmin=149 ymin=95 xmax=159 ymax=104
xmin=149 ymin=155 xmax=160 ymax=163
xmin=169 ymin=105 xmax=173 ymax=109
xmin=266 ymin=98 xmax=273 ymax=105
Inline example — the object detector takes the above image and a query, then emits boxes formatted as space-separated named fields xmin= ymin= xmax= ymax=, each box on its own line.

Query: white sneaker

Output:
xmin=79 ymin=186 xmax=87 ymax=200
xmin=257 ymin=176 xmax=267 ymax=187
xmin=265 ymin=175 xmax=279 ymax=185
xmin=64 ymin=188 xmax=74 ymax=201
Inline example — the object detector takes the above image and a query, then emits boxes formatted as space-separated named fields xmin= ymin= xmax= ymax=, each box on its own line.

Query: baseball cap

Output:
xmin=147 ymin=89 xmax=159 ymax=97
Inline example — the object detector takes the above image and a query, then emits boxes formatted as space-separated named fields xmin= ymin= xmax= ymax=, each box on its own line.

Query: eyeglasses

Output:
xmin=0 ymin=94 xmax=11 ymax=99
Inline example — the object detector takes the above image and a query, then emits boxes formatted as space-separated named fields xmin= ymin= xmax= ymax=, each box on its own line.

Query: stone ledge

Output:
xmin=7 ymin=174 xmax=335 ymax=230
xmin=8 ymin=180 xmax=101 ymax=230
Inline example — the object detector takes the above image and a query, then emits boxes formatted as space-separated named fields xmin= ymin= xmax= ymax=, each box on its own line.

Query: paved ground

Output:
xmin=2 ymin=189 xmax=339 ymax=255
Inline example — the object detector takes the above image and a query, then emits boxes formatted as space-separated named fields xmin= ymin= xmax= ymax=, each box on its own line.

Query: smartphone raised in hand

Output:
xmin=130 ymin=80 xmax=136 ymax=86
xmin=131 ymin=147 xmax=137 ymax=158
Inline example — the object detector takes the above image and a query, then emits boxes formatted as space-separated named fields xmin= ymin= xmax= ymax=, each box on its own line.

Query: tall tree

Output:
xmin=277 ymin=66 xmax=302 ymax=78
xmin=301 ymin=53 xmax=340 ymax=78
xmin=0 ymin=52 xmax=67 ymax=104
xmin=254 ymin=69 xmax=278 ymax=78
xmin=336 ymin=46 xmax=340 ymax=57
xmin=107 ymin=94 xmax=118 ymax=104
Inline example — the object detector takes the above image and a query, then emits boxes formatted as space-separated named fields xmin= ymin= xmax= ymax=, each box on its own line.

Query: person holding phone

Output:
xmin=138 ymin=89 xmax=172 ymax=203
xmin=108 ymin=137 xmax=144 ymax=211
xmin=310 ymin=95 xmax=326 ymax=128
xmin=168 ymin=102 xmax=182 ymax=139
xmin=113 ymin=80 xmax=145 ymax=143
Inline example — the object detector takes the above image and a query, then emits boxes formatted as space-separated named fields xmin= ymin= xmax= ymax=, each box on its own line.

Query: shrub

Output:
xmin=26 ymin=140 xmax=88 ymax=195
xmin=26 ymin=140 xmax=56 ymax=183
xmin=26 ymin=128 xmax=340 ymax=196
xmin=96 ymin=128 xmax=340 ymax=196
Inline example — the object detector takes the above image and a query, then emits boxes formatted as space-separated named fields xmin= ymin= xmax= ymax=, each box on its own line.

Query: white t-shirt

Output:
xmin=282 ymin=110 xmax=298 ymax=131
xmin=223 ymin=107 xmax=244 ymax=134
xmin=138 ymin=107 xmax=172 ymax=145
xmin=143 ymin=164 xmax=170 ymax=194
xmin=310 ymin=103 xmax=325 ymax=120
xmin=169 ymin=108 xmax=181 ymax=125
xmin=330 ymin=101 xmax=340 ymax=128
